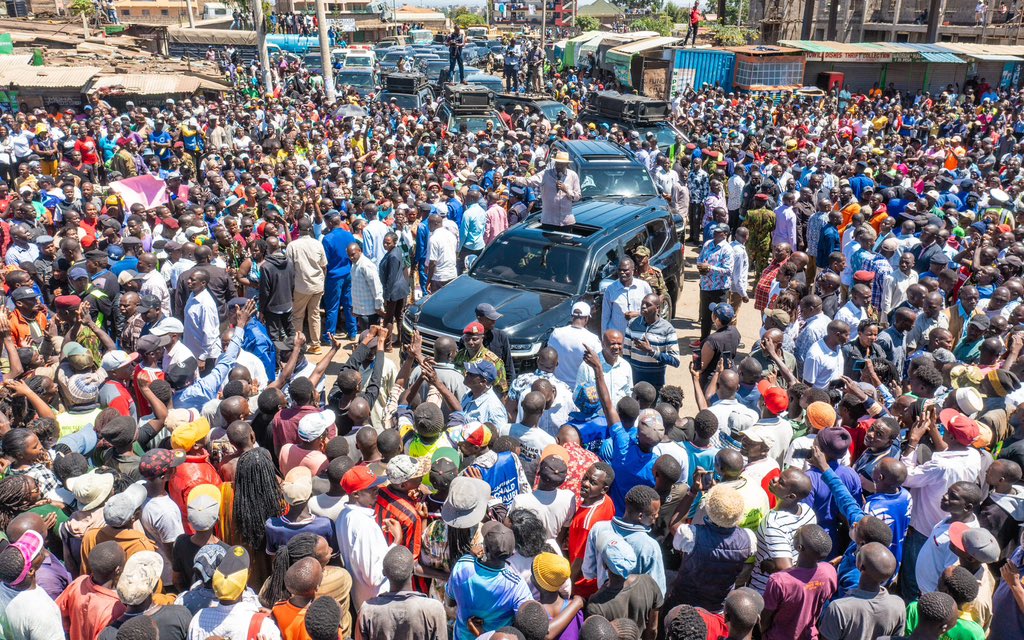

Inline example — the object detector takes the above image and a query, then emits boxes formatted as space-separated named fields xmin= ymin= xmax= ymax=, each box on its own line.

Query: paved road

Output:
xmin=311 ymin=245 xmax=764 ymax=420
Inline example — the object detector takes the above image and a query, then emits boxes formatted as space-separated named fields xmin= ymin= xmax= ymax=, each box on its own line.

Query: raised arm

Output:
xmin=267 ymin=332 xmax=307 ymax=392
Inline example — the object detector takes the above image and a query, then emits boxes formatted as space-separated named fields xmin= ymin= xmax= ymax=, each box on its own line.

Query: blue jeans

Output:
xmin=448 ymin=52 xmax=465 ymax=83
xmin=900 ymin=527 xmax=927 ymax=601
xmin=417 ymin=261 xmax=429 ymax=296
xmin=322 ymin=273 xmax=357 ymax=341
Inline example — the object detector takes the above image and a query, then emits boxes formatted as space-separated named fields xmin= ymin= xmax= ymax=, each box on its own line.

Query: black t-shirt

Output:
xmin=99 ymin=605 xmax=193 ymax=640
xmin=585 ymin=574 xmax=664 ymax=630
xmin=1000 ymin=436 xmax=1024 ymax=472
xmin=171 ymin=536 xmax=231 ymax=584
xmin=701 ymin=325 xmax=741 ymax=385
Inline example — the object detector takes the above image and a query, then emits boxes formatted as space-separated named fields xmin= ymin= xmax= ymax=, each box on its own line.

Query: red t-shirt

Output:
xmin=568 ymin=494 xmax=616 ymax=563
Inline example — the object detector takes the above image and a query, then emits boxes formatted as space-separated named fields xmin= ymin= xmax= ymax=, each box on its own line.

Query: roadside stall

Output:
xmin=727 ymin=45 xmax=805 ymax=96
xmin=604 ymin=36 xmax=681 ymax=97
xmin=0 ymin=64 xmax=100 ymax=110
xmin=665 ymin=46 xmax=735 ymax=95
xmin=938 ymin=43 xmax=1024 ymax=90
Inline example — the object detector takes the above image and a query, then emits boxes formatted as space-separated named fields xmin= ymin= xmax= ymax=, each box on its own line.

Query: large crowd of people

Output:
xmin=0 ymin=22 xmax=1023 ymax=640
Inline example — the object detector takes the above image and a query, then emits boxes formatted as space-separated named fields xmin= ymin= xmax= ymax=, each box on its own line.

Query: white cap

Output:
xmin=297 ymin=409 xmax=335 ymax=442
xmin=991 ymin=188 xmax=1011 ymax=204
xmin=571 ymin=302 xmax=592 ymax=317
xmin=150 ymin=317 xmax=184 ymax=336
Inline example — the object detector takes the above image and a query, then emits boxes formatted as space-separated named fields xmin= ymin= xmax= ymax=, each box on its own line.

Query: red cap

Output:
xmin=853 ymin=270 xmax=875 ymax=283
xmin=757 ymin=380 xmax=790 ymax=415
xmin=162 ymin=217 xmax=180 ymax=230
xmin=939 ymin=408 xmax=981 ymax=446
xmin=341 ymin=465 xmax=386 ymax=494
xmin=463 ymin=321 xmax=485 ymax=335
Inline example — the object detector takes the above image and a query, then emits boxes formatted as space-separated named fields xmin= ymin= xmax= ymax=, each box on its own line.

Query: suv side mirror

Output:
xmin=598 ymin=278 xmax=615 ymax=294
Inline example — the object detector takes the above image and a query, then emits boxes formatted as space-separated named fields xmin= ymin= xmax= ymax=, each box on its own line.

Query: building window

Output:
xmin=141 ymin=8 xmax=150 ymax=15
xmin=121 ymin=8 xmax=129 ymax=14
xmin=161 ymin=8 xmax=168 ymax=14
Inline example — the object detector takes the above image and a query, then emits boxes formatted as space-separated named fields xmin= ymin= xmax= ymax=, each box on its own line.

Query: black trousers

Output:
xmin=265 ymin=310 xmax=291 ymax=342
xmin=699 ymin=288 xmax=727 ymax=342
xmin=687 ymin=202 xmax=702 ymax=242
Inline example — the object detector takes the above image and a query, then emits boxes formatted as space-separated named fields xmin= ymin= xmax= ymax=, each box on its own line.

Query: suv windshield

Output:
xmin=382 ymin=93 xmax=421 ymax=109
xmin=338 ymin=72 xmax=375 ymax=90
xmin=471 ymin=237 xmax=584 ymax=295
xmin=578 ymin=165 xmax=658 ymax=198
xmin=450 ymin=113 xmax=506 ymax=132
xmin=639 ymin=124 xmax=679 ymax=150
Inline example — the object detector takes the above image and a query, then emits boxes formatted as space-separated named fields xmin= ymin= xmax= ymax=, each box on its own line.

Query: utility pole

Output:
xmin=317 ymin=0 xmax=336 ymax=102
xmin=541 ymin=0 xmax=546 ymax=49
xmin=826 ymin=0 xmax=839 ymax=39
xmin=184 ymin=0 xmax=196 ymax=28
xmin=801 ymin=0 xmax=815 ymax=38
xmin=252 ymin=0 xmax=275 ymax=92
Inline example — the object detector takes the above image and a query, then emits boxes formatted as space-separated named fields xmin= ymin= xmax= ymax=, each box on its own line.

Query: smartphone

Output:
xmin=699 ymin=472 xmax=714 ymax=492
xmin=792 ymin=448 xmax=811 ymax=460
xmin=853 ymin=359 xmax=866 ymax=372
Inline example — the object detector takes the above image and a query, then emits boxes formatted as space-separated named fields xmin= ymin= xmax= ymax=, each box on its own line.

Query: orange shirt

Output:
xmin=9 ymin=308 xmax=47 ymax=349
xmin=272 ymin=600 xmax=312 ymax=640
xmin=56 ymin=575 xmax=126 ymax=640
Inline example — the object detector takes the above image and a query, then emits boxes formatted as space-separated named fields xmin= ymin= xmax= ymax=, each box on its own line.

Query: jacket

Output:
xmin=259 ymin=252 xmax=295 ymax=314
xmin=167 ymin=450 xmax=223 ymax=535
xmin=379 ymin=247 xmax=410 ymax=302
xmin=670 ymin=523 xmax=751 ymax=612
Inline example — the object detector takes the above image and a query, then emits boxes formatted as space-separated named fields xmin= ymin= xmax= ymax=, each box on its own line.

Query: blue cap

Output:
xmin=107 ymin=245 xmax=125 ymax=260
xmin=970 ymin=221 xmax=988 ymax=234
xmin=710 ymin=302 xmax=735 ymax=323
xmin=468 ymin=185 xmax=482 ymax=193
xmin=69 ymin=267 xmax=89 ymax=280
xmin=712 ymin=223 xmax=730 ymax=235
xmin=465 ymin=361 xmax=498 ymax=384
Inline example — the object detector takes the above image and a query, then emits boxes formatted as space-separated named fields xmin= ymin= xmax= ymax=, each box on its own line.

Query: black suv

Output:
xmin=550 ymin=140 xmax=660 ymax=201
xmin=403 ymin=201 xmax=683 ymax=371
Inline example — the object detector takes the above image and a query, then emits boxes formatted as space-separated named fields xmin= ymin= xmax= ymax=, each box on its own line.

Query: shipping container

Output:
xmin=665 ymin=48 xmax=735 ymax=96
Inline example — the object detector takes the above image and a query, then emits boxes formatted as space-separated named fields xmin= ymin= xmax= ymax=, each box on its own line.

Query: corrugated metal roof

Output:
xmin=610 ymin=36 xmax=681 ymax=55
xmin=894 ymin=44 xmax=965 ymax=63
xmin=0 ymin=65 xmax=100 ymax=89
xmin=88 ymin=74 xmax=204 ymax=95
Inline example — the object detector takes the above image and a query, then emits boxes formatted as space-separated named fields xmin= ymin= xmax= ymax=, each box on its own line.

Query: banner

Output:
xmin=108 ymin=174 xmax=168 ymax=210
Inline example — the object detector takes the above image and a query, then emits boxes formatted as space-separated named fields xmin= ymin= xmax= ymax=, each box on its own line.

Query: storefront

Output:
xmin=727 ymin=45 xmax=805 ymax=95
xmin=604 ymin=36 xmax=681 ymax=97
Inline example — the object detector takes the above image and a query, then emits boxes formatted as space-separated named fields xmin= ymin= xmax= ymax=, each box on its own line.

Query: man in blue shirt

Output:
xmin=804 ymin=426 xmax=864 ymax=555
xmin=148 ymin=120 xmax=173 ymax=165
xmin=459 ymin=187 xmax=487 ymax=273
xmin=816 ymin=209 xmax=842 ymax=270
xmin=321 ymin=213 xmax=357 ymax=340
xmin=415 ymin=203 xmax=433 ymax=296
xmin=227 ymin=296 xmax=277 ymax=379
xmin=445 ymin=183 xmax=464 ymax=229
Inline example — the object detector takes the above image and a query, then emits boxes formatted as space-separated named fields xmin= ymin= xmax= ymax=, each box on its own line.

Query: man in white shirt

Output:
xmin=834 ymin=283 xmax=871 ymax=340
xmin=336 ymin=465 xmax=401 ymax=609
xmin=137 ymin=253 xmax=171 ymax=316
xmin=426 ymin=213 xmax=458 ymax=292
xmin=802 ymin=320 xmax=849 ymax=389
xmin=511 ymin=455 xmax=577 ymax=541
xmin=727 ymin=165 xmax=746 ymax=228
xmin=183 ymin=268 xmax=221 ymax=367
xmin=601 ymin=258 xmax=652 ymax=335
xmin=547 ymin=302 xmax=602 ymax=388
xmin=575 ymin=330 xmax=633 ymax=407
xmin=363 ymin=215 xmax=390 ymax=266
xmin=349 ymin=243 xmax=384 ymax=331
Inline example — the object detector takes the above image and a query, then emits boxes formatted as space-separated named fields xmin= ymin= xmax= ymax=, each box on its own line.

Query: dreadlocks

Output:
xmin=232 ymin=447 xmax=283 ymax=552
xmin=0 ymin=475 xmax=36 ymax=530
xmin=262 ymin=532 xmax=319 ymax=608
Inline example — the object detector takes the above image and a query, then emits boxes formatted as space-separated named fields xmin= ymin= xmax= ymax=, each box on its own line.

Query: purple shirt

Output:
xmin=763 ymin=562 xmax=838 ymax=640
xmin=37 ymin=553 xmax=72 ymax=601
xmin=773 ymin=204 xmax=797 ymax=247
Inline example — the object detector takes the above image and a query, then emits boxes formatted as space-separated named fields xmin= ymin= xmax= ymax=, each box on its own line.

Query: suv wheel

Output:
xmin=660 ymin=292 xmax=673 ymax=320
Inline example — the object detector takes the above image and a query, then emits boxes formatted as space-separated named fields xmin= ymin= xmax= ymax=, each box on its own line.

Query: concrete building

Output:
xmin=756 ymin=0 xmax=1024 ymax=45
xmin=493 ymin=0 xmax=576 ymax=28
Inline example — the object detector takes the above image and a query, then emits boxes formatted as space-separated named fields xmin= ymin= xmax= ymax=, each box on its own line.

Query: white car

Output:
xmin=343 ymin=50 xmax=376 ymax=69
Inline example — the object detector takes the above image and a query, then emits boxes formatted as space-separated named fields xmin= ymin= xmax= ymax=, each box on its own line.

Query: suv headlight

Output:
xmin=510 ymin=341 xmax=541 ymax=357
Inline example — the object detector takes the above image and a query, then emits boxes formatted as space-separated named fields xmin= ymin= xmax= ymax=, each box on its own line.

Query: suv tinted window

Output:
xmin=472 ymin=237 xmax=585 ymax=295
xmin=646 ymin=219 xmax=672 ymax=256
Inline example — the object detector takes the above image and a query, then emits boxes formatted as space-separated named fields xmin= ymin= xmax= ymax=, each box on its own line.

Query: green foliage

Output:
xmin=663 ymin=1 xmax=687 ymax=22
xmin=704 ymin=23 xmax=756 ymax=45
xmin=575 ymin=15 xmax=600 ymax=31
xmin=630 ymin=14 xmax=674 ymax=35
xmin=624 ymin=0 xmax=663 ymax=11
xmin=69 ymin=0 xmax=95 ymax=16
xmin=453 ymin=9 xmax=487 ymax=28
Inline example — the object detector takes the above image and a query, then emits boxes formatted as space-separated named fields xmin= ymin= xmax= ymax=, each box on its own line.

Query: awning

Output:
xmin=969 ymin=53 xmax=1024 ymax=61
xmin=609 ymin=36 xmax=681 ymax=56
xmin=918 ymin=51 xmax=965 ymax=63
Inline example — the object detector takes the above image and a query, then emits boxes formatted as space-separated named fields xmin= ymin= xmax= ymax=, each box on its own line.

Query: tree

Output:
xmin=576 ymin=15 xmax=600 ymax=31
xmin=454 ymin=12 xmax=488 ymax=28
xmin=69 ymin=0 xmax=95 ymax=38
xmin=663 ymin=1 xmax=687 ymax=21
xmin=630 ymin=13 xmax=674 ymax=35
xmin=624 ymin=0 xmax=663 ymax=11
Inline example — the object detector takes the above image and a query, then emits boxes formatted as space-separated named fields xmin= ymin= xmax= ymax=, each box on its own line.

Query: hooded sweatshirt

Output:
xmin=259 ymin=251 xmax=295 ymax=315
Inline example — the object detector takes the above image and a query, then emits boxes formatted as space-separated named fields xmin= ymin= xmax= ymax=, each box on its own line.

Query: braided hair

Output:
xmin=0 ymin=475 xmax=36 ymax=530
xmin=262 ymin=532 xmax=319 ymax=608
xmin=232 ymin=448 xmax=283 ymax=552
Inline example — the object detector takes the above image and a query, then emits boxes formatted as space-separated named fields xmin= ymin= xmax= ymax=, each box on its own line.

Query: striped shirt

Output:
xmin=748 ymin=503 xmax=817 ymax=594
xmin=375 ymin=487 xmax=424 ymax=558
xmin=698 ymin=238 xmax=734 ymax=292
xmin=624 ymin=316 xmax=680 ymax=382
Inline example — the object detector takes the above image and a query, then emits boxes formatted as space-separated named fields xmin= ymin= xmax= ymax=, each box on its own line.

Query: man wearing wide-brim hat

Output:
xmin=509 ymin=150 xmax=581 ymax=227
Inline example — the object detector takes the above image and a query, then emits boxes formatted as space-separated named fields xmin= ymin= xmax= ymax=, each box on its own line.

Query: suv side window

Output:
xmin=646 ymin=219 xmax=671 ymax=257
xmin=622 ymin=227 xmax=650 ymax=261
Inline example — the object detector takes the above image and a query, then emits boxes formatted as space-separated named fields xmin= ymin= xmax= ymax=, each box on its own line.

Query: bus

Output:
xmin=409 ymin=29 xmax=433 ymax=45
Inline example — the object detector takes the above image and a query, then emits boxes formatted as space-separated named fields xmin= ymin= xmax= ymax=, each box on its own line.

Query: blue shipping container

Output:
xmin=668 ymin=48 xmax=734 ymax=96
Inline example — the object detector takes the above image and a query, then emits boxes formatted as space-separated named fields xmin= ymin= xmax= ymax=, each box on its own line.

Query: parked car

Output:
xmin=495 ymin=93 xmax=574 ymax=123
xmin=435 ymin=102 xmax=507 ymax=133
xmin=336 ymin=68 xmax=378 ymax=97
xmin=464 ymin=73 xmax=504 ymax=94
xmin=404 ymin=200 xmax=684 ymax=370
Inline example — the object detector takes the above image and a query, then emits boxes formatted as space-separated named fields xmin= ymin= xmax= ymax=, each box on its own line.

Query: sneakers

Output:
xmin=306 ymin=345 xmax=324 ymax=355
xmin=689 ymin=339 xmax=701 ymax=350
